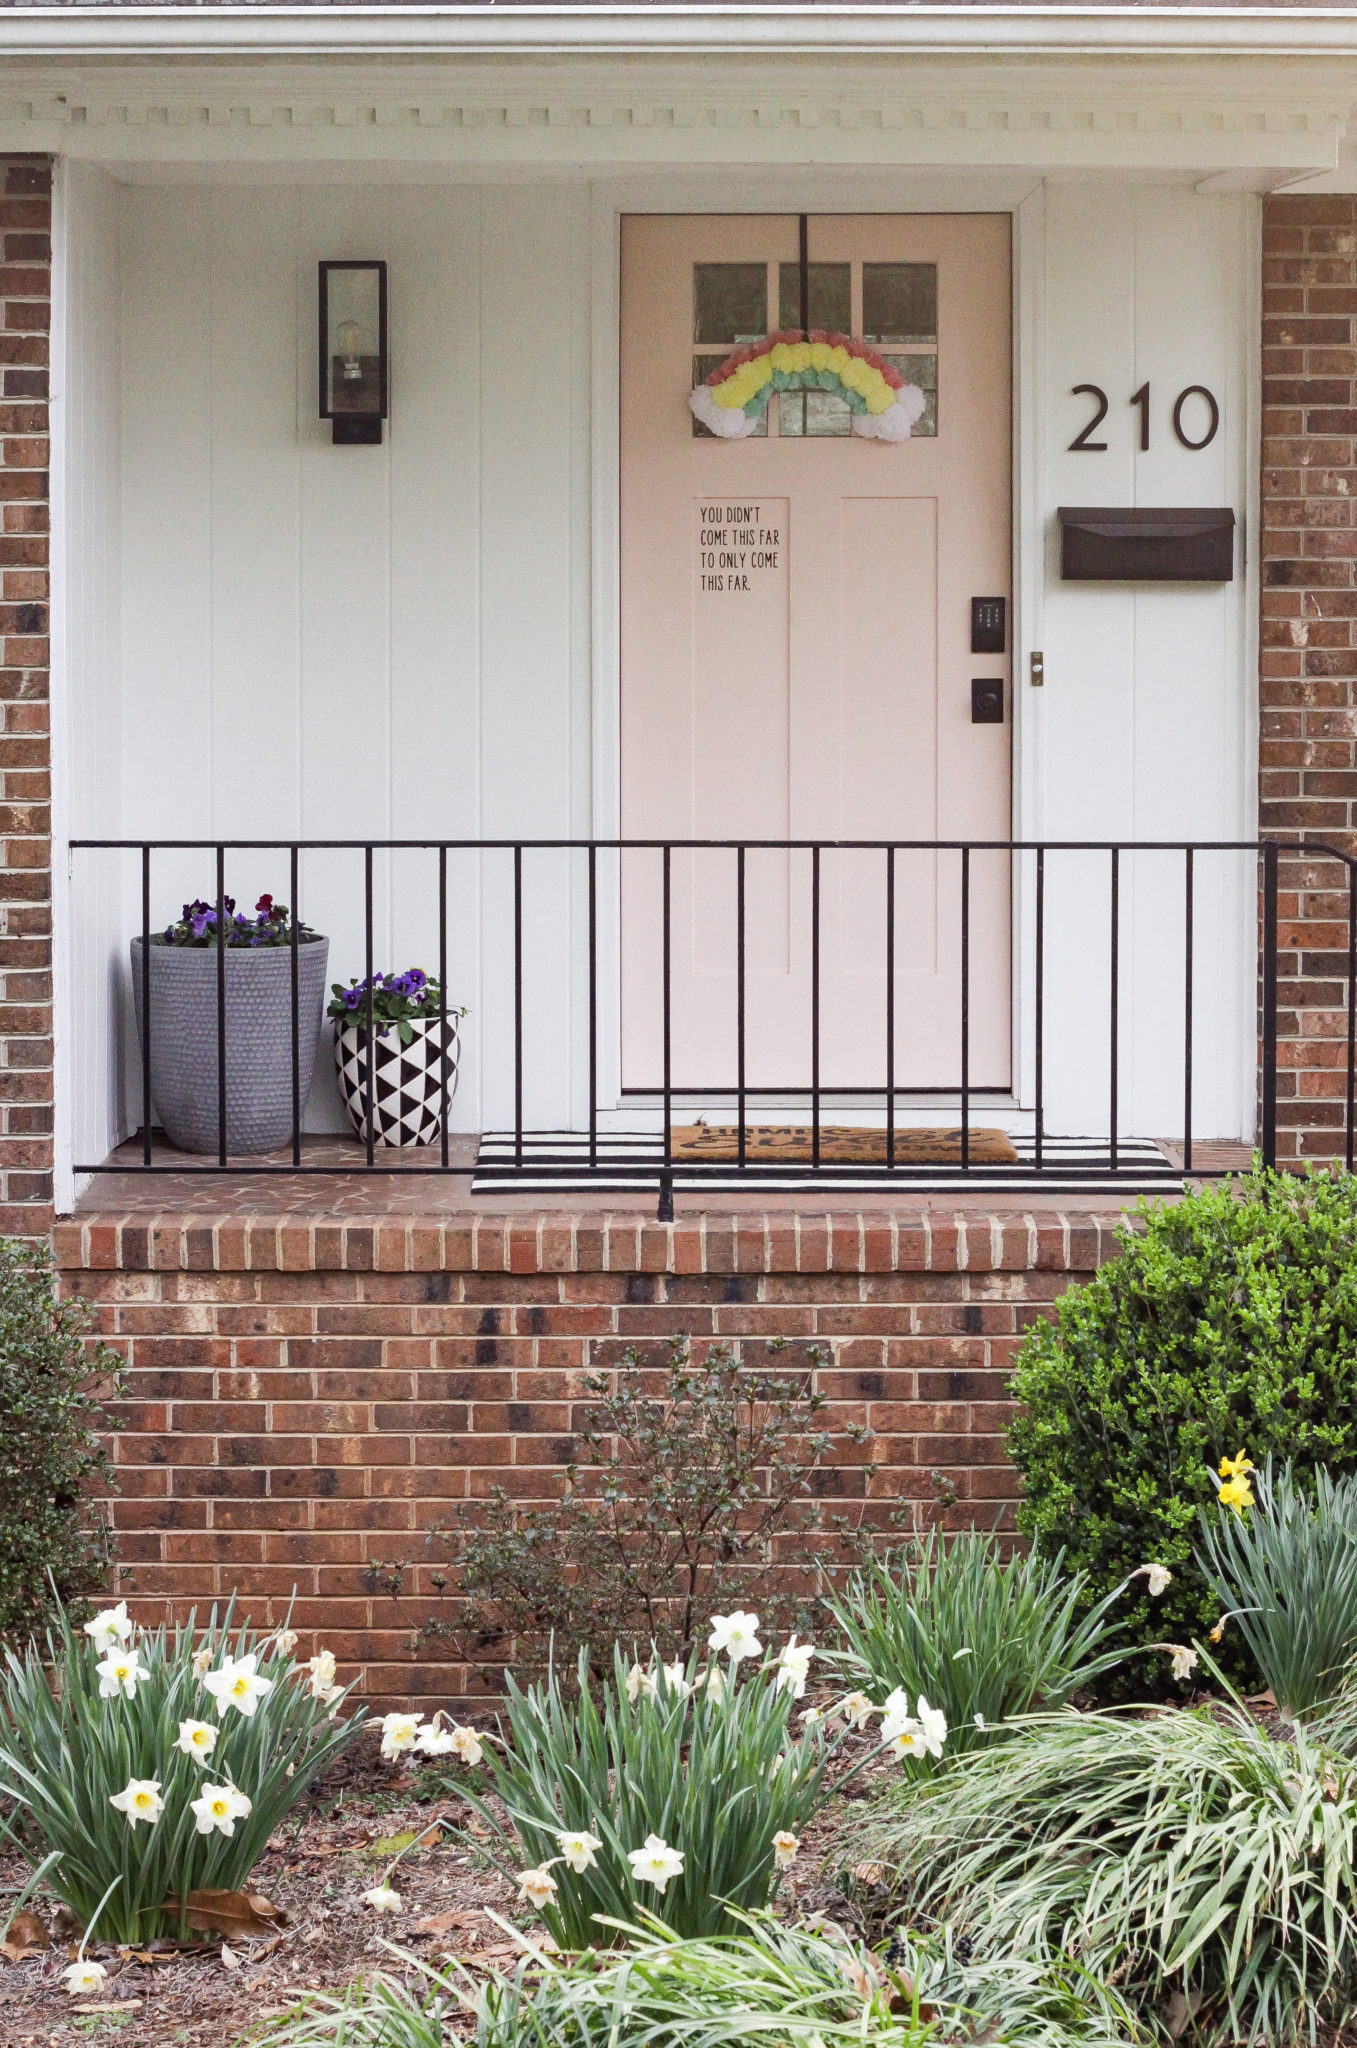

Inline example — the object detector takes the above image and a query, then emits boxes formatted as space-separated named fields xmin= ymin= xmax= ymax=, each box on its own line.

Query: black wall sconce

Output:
xmin=319 ymin=260 xmax=387 ymax=445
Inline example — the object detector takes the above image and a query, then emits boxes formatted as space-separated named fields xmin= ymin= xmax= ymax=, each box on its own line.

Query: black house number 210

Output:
xmin=1069 ymin=382 xmax=1220 ymax=453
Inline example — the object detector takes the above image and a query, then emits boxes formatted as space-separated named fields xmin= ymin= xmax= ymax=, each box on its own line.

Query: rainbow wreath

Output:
xmin=690 ymin=330 xmax=928 ymax=443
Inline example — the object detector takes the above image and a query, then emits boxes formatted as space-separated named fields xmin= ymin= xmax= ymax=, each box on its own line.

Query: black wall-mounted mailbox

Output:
xmin=1058 ymin=507 xmax=1235 ymax=583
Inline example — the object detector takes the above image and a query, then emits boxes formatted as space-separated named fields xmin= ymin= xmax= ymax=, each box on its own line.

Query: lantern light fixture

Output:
xmin=319 ymin=260 xmax=387 ymax=444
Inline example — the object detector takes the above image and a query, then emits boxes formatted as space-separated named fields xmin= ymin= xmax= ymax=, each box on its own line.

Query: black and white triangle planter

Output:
xmin=333 ymin=1014 xmax=461 ymax=1148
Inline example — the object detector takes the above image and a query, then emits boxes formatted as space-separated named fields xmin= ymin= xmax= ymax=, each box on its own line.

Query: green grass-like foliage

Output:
xmin=824 ymin=1530 xmax=1125 ymax=1759
xmin=0 ymin=1239 xmax=124 ymax=1645
xmin=1198 ymin=1458 xmax=1357 ymax=1717
xmin=457 ymin=1647 xmax=839 ymax=1946
xmin=1008 ymin=1169 xmax=1357 ymax=1686
xmin=251 ymin=1915 xmax=1138 ymax=2048
xmin=0 ymin=1600 xmax=363 ymax=1942
xmin=857 ymin=1700 xmax=1357 ymax=2045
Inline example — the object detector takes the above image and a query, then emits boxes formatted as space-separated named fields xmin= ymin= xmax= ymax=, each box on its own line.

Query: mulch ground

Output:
xmin=0 ymin=1714 xmax=885 ymax=2048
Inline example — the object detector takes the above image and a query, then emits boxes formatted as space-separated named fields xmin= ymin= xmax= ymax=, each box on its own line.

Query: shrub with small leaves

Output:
xmin=1007 ymin=1168 xmax=1357 ymax=1691
xmin=0 ymin=1238 xmax=123 ymax=1645
xmin=373 ymin=1337 xmax=872 ymax=1679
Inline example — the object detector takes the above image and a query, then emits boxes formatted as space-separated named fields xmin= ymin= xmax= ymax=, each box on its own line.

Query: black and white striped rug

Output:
xmin=471 ymin=1130 xmax=1180 ymax=1197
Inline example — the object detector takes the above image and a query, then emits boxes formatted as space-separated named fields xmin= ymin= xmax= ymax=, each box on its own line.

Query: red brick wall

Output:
xmin=1262 ymin=195 xmax=1357 ymax=1162
xmin=54 ymin=1209 xmax=1110 ymax=1710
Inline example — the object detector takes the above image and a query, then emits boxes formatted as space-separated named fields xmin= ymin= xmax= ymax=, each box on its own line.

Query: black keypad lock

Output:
xmin=971 ymin=596 xmax=1006 ymax=654
xmin=971 ymin=678 xmax=1004 ymax=724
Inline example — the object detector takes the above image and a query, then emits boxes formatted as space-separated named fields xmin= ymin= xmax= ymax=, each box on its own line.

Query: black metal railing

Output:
xmin=67 ymin=835 xmax=1357 ymax=1215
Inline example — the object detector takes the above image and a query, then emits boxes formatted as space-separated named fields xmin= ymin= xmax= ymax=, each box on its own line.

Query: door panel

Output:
xmin=620 ymin=213 xmax=1012 ymax=1094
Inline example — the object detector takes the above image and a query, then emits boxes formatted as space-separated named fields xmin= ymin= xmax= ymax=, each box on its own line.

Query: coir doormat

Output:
xmin=668 ymin=1124 xmax=1019 ymax=1165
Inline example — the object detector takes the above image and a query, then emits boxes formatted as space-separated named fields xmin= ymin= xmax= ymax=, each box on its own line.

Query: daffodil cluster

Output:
xmin=1217 ymin=1449 xmax=1256 ymax=1515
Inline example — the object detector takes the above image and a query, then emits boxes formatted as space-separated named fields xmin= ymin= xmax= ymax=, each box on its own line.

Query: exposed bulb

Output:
xmin=336 ymin=319 xmax=365 ymax=380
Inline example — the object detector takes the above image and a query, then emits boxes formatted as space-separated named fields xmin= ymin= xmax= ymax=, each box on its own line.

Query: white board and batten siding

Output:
xmin=54 ymin=171 xmax=1257 ymax=1198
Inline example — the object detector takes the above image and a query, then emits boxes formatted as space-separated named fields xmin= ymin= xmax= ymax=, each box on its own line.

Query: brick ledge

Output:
xmin=55 ymin=1208 xmax=1129 ymax=1276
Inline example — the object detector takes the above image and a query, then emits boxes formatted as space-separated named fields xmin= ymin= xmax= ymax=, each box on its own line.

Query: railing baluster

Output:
xmin=1034 ymin=845 xmax=1044 ymax=1173
xmin=216 ymin=844 xmax=227 ymax=1167
xmin=659 ymin=843 xmax=673 ymax=1221
xmin=290 ymin=843 xmax=301 ymax=1169
xmin=439 ymin=845 xmax=449 ymax=1174
xmin=811 ymin=844 xmax=821 ymax=1171
xmin=886 ymin=845 xmax=895 ymax=1173
xmin=1348 ymin=858 xmax=1356 ymax=1176
xmin=1262 ymin=840 xmax=1279 ymax=1170
xmin=1183 ymin=847 xmax=1194 ymax=1177
xmin=141 ymin=846 xmax=152 ymax=1166
xmin=960 ymin=845 xmax=970 ymax=1172
xmin=364 ymin=845 xmax=375 ymax=1168
xmin=588 ymin=843 xmax=598 ymax=1171
xmin=737 ymin=845 xmax=746 ymax=1171
xmin=1109 ymin=846 xmax=1120 ymax=1174
xmin=514 ymin=845 xmax=523 ymax=1171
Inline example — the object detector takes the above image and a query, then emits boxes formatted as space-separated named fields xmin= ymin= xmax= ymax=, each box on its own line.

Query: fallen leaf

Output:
xmin=163 ymin=1890 xmax=291 ymax=1940
xmin=1 ymin=1910 xmax=49 ymax=1961
xmin=849 ymin=1862 xmax=884 ymax=1887
xmin=73 ymin=2000 xmax=143 ymax=2015
xmin=221 ymin=1942 xmax=242 ymax=1971
xmin=368 ymin=1831 xmax=420 ymax=1860
xmin=413 ymin=1909 xmax=484 ymax=1937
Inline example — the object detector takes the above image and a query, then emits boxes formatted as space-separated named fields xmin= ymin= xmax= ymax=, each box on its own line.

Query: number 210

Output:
xmin=1069 ymin=382 xmax=1219 ymax=453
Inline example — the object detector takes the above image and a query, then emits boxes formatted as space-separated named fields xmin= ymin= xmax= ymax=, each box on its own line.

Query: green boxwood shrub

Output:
xmin=0 ymin=1238 xmax=123 ymax=1643
xmin=1007 ymin=1168 xmax=1357 ymax=1687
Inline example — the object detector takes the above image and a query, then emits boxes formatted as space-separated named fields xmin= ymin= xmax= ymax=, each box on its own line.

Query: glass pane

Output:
xmin=863 ymin=263 xmax=937 ymax=345
xmin=693 ymin=263 xmax=768 ymax=346
xmin=777 ymin=389 xmax=852 ymax=438
xmin=324 ymin=264 xmax=383 ymax=416
xmin=777 ymin=262 xmax=851 ymax=334
xmin=692 ymin=357 xmax=767 ymax=439
xmin=883 ymin=352 xmax=937 ymax=437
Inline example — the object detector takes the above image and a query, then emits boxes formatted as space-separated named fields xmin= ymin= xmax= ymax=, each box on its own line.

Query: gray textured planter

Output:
xmin=130 ymin=935 xmax=330 ymax=1155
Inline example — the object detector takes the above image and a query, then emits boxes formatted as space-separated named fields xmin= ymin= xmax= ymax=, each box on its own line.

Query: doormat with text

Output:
xmin=669 ymin=1124 xmax=1018 ymax=1165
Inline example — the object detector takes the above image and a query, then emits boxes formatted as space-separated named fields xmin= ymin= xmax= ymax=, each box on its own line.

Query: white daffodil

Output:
xmin=83 ymin=1602 xmax=132 ymax=1653
xmin=307 ymin=1650 xmax=337 ymax=1697
xmin=62 ymin=1959 xmax=108 ymax=1996
xmin=1134 ymin=1563 xmax=1173 ymax=1598
xmin=556 ymin=1828 xmax=603 ymax=1873
xmin=361 ymin=1885 xmax=402 ymax=1915
xmin=270 ymin=1629 xmax=299 ymax=1656
xmin=800 ymin=1705 xmax=826 ymax=1726
xmin=708 ymin=1611 xmax=762 ymax=1666
xmin=190 ymin=1783 xmax=253 ymax=1838
xmin=703 ymin=1665 xmax=726 ymax=1703
xmin=882 ymin=1716 xmax=928 ymax=1760
xmin=176 ymin=1719 xmax=218 ymax=1763
xmin=879 ymin=1686 xmax=911 ymax=1720
xmin=916 ymin=1696 xmax=948 ymax=1758
xmin=415 ymin=1719 xmax=458 ymax=1757
xmin=378 ymin=1712 xmax=424 ymax=1762
xmin=449 ymin=1723 xmax=483 ymax=1766
xmin=109 ymin=1777 xmax=163 ymax=1828
xmin=660 ymin=1660 xmax=691 ymax=1696
xmin=518 ymin=1865 xmax=559 ymax=1908
xmin=1166 ymin=1643 xmax=1199 ymax=1683
xmin=774 ymin=1635 xmax=814 ymax=1699
xmin=203 ymin=1653 xmax=274 ymax=1720
xmin=192 ymin=1644 xmax=214 ymax=1677
xmin=625 ymin=1663 xmax=657 ymax=1705
xmin=627 ymin=1833 xmax=685 ymax=1894
xmin=96 ymin=1649 xmax=148 ymax=1701
xmin=772 ymin=1830 xmax=800 ymax=1870
xmin=838 ymin=1691 xmax=876 ymax=1730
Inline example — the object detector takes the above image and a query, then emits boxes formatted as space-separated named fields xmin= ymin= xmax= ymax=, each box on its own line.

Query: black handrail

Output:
xmin=73 ymin=834 xmax=1353 ymax=1210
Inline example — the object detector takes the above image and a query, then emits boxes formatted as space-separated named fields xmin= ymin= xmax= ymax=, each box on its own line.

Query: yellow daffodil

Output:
xmin=1217 ymin=1472 xmax=1254 ymax=1514
xmin=1219 ymin=1450 xmax=1255 ymax=1480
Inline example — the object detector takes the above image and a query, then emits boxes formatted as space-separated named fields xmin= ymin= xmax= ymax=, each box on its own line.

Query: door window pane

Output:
xmin=692 ymin=357 xmax=768 ymax=438
xmin=863 ymin=263 xmax=937 ymax=345
xmin=777 ymin=262 xmax=851 ymax=334
xmin=693 ymin=263 xmax=768 ymax=346
xmin=883 ymin=352 xmax=937 ymax=437
xmin=778 ymin=389 xmax=852 ymax=437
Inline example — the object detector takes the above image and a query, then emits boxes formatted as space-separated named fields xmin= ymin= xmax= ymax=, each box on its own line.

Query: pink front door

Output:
xmin=619 ymin=213 xmax=1012 ymax=1099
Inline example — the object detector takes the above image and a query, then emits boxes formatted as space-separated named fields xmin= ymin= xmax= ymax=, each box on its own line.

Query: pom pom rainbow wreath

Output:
xmin=690 ymin=330 xmax=928 ymax=442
